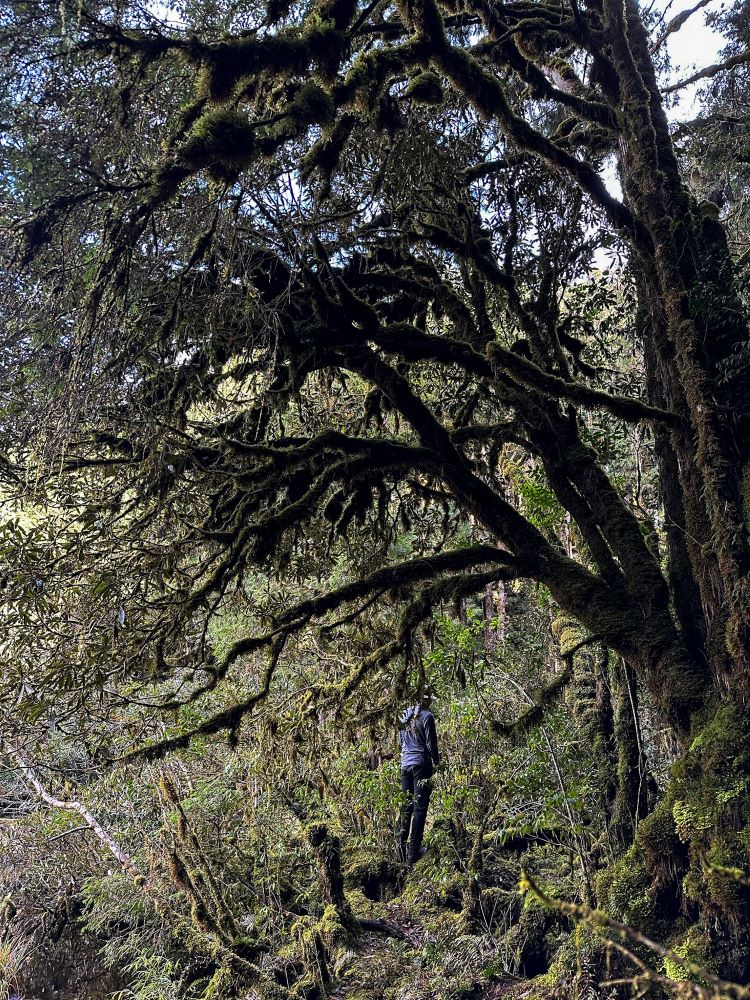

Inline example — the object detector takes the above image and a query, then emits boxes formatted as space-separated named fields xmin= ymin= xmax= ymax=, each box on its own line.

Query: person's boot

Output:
xmin=407 ymin=846 xmax=427 ymax=866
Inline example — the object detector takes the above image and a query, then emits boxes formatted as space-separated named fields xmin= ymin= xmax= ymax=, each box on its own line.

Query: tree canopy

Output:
xmin=1 ymin=0 xmax=750 ymax=995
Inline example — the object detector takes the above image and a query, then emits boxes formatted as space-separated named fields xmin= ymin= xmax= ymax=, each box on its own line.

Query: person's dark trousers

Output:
xmin=398 ymin=761 xmax=433 ymax=863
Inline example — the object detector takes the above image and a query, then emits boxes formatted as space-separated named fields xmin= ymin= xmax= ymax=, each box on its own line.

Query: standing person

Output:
xmin=397 ymin=690 xmax=440 ymax=865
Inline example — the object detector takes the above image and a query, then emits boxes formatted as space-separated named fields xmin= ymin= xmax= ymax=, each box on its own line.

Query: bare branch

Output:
xmin=663 ymin=47 xmax=750 ymax=94
xmin=10 ymin=750 xmax=141 ymax=879
xmin=650 ymin=0 xmax=712 ymax=53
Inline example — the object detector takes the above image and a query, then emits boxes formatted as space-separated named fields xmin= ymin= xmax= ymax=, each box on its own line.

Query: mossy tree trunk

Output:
xmin=609 ymin=659 xmax=649 ymax=854
xmin=305 ymin=822 xmax=355 ymax=929
xmin=588 ymin=3 xmax=750 ymax=973
xmin=402 ymin=0 xmax=750 ymax=965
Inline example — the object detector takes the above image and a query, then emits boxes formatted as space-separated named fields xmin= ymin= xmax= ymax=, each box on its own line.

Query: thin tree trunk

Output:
xmin=11 ymin=751 xmax=141 ymax=880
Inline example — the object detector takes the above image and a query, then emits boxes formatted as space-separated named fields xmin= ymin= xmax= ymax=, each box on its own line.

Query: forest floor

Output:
xmin=322 ymin=860 xmax=562 ymax=1000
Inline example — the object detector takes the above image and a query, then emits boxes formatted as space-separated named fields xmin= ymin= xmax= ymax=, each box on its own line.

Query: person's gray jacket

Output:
xmin=400 ymin=705 xmax=440 ymax=768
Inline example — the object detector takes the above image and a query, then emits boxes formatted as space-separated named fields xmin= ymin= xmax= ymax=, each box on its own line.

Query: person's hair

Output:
xmin=409 ymin=702 xmax=423 ymax=734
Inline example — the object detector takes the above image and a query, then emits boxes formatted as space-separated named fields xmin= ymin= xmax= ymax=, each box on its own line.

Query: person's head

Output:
xmin=420 ymin=688 xmax=434 ymax=710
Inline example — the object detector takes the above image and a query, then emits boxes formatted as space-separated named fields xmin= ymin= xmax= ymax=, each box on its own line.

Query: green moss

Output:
xmin=343 ymin=850 xmax=400 ymax=900
xmin=197 ymin=36 xmax=277 ymax=102
xmin=197 ymin=26 xmax=342 ymax=103
xmin=299 ymin=112 xmax=354 ymax=195
xmin=341 ymin=47 xmax=405 ymax=111
xmin=343 ymin=887 xmax=373 ymax=918
xmin=702 ymin=843 xmax=748 ymax=912
xmin=399 ymin=857 xmax=464 ymax=910
xmin=595 ymin=849 xmax=664 ymax=936
xmin=316 ymin=902 xmax=346 ymax=945
xmin=672 ymin=797 xmax=712 ymax=840
xmin=202 ymin=966 xmax=233 ymax=999
xmin=527 ymin=967 xmax=562 ymax=993
xmin=635 ymin=806 xmax=683 ymax=885
xmin=278 ymin=81 xmax=335 ymax=137
xmin=404 ymin=72 xmax=444 ymax=105
xmin=663 ymin=924 xmax=716 ymax=983
xmin=291 ymin=82 xmax=334 ymax=126
xmin=179 ymin=109 xmax=257 ymax=180
xmin=550 ymin=615 xmax=583 ymax=654
xmin=288 ymin=972 xmax=323 ymax=999
xmin=601 ymin=698 xmax=750 ymax=944
xmin=672 ymin=701 xmax=750 ymax=912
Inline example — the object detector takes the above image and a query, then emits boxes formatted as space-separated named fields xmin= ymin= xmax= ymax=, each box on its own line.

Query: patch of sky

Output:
xmin=655 ymin=0 xmax=726 ymax=121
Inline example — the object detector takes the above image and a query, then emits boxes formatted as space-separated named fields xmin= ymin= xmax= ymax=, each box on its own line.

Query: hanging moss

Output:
xmin=299 ymin=113 xmax=355 ymax=197
xmin=197 ymin=34 xmax=304 ymax=103
xmin=304 ymin=18 xmax=348 ymax=81
xmin=196 ymin=19 xmax=347 ymax=103
xmin=404 ymin=71 xmax=445 ymax=105
xmin=285 ymin=81 xmax=335 ymax=131
xmin=316 ymin=0 xmax=358 ymax=32
xmin=179 ymin=109 xmax=257 ymax=180
xmin=159 ymin=774 xmax=180 ymax=805
xmin=341 ymin=47 xmax=407 ymax=112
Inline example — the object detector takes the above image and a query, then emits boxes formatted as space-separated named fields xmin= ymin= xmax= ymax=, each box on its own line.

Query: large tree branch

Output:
xmin=473 ymin=10 xmax=618 ymax=130
xmin=492 ymin=659 xmax=574 ymax=738
xmin=177 ymin=440 xmax=444 ymax=611
xmin=278 ymin=544 xmax=517 ymax=631
xmin=363 ymin=320 xmax=679 ymax=425
xmin=662 ymin=47 xmax=750 ymax=93
xmin=125 ymin=638 xmax=284 ymax=761
xmin=156 ymin=543 xmax=517 ymax=713
xmin=485 ymin=343 xmax=679 ymax=425
xmin=300 ymin=262 xmax=679 ymax=426
xmin=130 ymin=561 xmax=522 ymax=759
xmin=335 ymin=343 xmax=706 ymax=735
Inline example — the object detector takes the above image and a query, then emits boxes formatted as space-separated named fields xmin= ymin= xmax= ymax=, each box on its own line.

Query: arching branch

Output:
xmin=662 ymin=47 xmax=750 ymax=93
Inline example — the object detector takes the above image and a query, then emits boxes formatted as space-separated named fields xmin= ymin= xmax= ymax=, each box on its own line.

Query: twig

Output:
xmin=520 ymin=871 xmax=750 ymax=1000
xmin=46 ymin=823 xmax=93 ymax=843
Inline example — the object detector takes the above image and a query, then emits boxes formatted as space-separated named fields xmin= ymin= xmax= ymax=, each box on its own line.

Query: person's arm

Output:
xmin=424 ymin=713 xmax=440 ymax=766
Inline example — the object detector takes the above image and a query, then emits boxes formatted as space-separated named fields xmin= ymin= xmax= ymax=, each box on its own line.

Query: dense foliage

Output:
xmin=1 ymin=0 xmax=750 ymax=996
